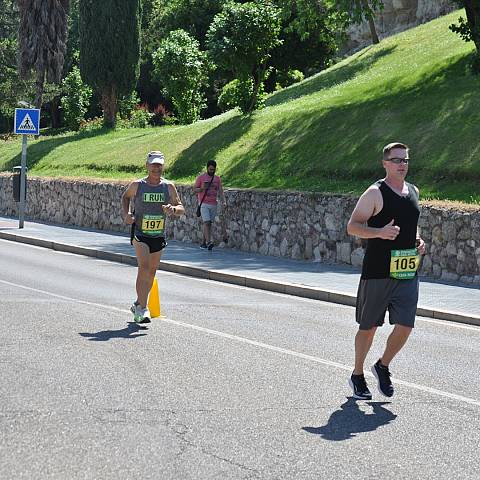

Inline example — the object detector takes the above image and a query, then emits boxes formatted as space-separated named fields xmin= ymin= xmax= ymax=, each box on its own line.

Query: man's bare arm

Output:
xmin=347 ymin=187 xmax=400 ymax=240
xmin=164 ymin=183 xmax=185 ymax=217
xmin=121 ymin=182 xmax=138 ymax=224
xmin=218 ymin=179 xmax=226 ymax=205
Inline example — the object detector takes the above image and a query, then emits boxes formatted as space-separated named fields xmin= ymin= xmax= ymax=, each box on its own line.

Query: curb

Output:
xmin=1 ymin=231 xmax=480 ymax=328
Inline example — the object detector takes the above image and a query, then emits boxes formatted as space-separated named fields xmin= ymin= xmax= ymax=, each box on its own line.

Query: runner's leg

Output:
xmin=380 ymin=324 xmax=412 ymax=366
xmin=353 ymin=327 xmax=377 ymax=374
xmin=134 ymin=240 xmax=162 ymax=308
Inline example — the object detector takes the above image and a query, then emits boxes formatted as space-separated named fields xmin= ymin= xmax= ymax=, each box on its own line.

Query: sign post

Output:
xmin=14 ymin=108 xmax=40 ymax=229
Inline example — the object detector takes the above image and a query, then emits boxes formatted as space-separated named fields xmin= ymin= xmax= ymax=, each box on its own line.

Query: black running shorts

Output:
xmin=134 ymin=235 xmax=167 ymax=253
xmin=355 ymin=276 xmax=419 ymax=330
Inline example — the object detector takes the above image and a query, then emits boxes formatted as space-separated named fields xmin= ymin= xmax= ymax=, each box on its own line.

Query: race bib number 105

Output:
xmin=141 ymin=214 xmax=165 ymax=235
xmin=390 ymin=248 xmax=419 ymax=280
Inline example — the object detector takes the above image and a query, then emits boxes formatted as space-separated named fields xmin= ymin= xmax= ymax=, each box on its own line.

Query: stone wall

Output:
xmin=347 ymin=0 xmax=456 ymax=51
xmin=1 ymin=174 xmax=480 ymax=284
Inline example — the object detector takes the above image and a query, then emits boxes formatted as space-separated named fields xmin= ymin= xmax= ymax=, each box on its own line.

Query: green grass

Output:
xmin=2 ymin=10 xmax=480 ymax=203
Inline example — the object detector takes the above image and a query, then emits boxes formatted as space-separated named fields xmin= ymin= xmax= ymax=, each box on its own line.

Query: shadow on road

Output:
xmin=79 ymin=322 xmax=148 ymax=341
xmin=302 ymin=397 xmax=397 ymax=441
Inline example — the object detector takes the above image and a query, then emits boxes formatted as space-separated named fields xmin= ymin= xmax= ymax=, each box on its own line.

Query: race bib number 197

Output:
xmin=141 ymin=214 xmax=165 ymax=235
xmin=390 ymin=248 xmax=419 ymax=280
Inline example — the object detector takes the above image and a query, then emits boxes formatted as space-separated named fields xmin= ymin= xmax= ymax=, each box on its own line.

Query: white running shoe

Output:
xmin=136 ymin=307 xmax=151 ymax=324
xmin=130 ymin=301 xmax=139 ymax=315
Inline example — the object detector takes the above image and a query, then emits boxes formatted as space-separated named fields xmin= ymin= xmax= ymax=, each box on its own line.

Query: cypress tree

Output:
xmin=17 ymin=0 xmax=70 ymax=108
xmin=79 ymin=0 xmax=141 ymax=127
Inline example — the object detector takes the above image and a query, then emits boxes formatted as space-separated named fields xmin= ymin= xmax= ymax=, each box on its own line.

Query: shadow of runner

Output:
xmin=302 ymin=397 xmax=397 ymax=441
xmin=79 ymin=322 xmax=148 ymax=341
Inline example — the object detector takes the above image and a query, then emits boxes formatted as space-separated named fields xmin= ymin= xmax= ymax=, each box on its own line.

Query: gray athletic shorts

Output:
xmin=200 ymin=203 xmax=217 ymax=222
xmin=355 ymin=276 xmax=419 ymax=330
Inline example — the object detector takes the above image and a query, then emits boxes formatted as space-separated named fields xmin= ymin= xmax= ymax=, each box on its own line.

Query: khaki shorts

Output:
xmin=355 ymin=276 xmax=419 ymax=330
xmin=200 ymin=203 xmax=217 ymax=222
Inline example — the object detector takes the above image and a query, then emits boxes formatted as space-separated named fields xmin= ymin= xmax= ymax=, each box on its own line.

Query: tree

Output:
xmin=270 ymin=0 xmax=339 ymax=78
xmin=79 ymin=0 xmax=141 ymax=127
xmin=0 ymin=2 xmax=22 ymax=131
xmin=334 ymin=0 xmax=384 ymax=45
xmin=152 ymin=29 xmax=209 ymax=124
xmin=147 ymin=0 xmax=224 ymax=51
xmin=17 ymin=0 xmax=70 ymax=107
xmin=0 ymin=0 xmax=18 ymax=38
xmin=60 ymin=65 xmax=92 ymax=130
xmin=450 ymin=1 xmax=480 ymax=73
xmin=207 ymin=1 xmax=282 ymax=114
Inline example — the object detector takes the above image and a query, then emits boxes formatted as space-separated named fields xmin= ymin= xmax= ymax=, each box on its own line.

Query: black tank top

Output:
xmin=361 ymin=180 xmax=420 ymax=279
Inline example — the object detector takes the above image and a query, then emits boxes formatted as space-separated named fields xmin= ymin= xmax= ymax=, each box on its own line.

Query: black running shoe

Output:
xmin=207 ymin=241 xmax=214 ymax=251
xmin=371 ymin=360 xmax=394 ymax=397
xmin=349 ymin=373 xmax=372 ymax=400
xmin=200 ymin=242 xmax=208 ymax=249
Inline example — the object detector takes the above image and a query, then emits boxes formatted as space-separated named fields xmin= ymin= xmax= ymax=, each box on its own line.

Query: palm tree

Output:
xmin=17 ymin=0 xmax=70 ymax=107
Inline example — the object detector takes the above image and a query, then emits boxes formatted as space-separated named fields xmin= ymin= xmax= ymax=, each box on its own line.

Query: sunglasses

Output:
xmin=386 ymin=157 xmax=409 ymax=164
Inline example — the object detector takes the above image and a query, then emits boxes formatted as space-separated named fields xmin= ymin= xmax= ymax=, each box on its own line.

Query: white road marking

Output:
xmin=2 ymin=239 xmax=480 ymax=331
xmin=162 ymin=272 xmax=480 ymax=331
xmin=0 ymin=278 xmax=127 ymax=314
xmin=163 ymin=318 xmax=480 ymax=408
xmin=1 ymin=277 xmax=479 ymax=407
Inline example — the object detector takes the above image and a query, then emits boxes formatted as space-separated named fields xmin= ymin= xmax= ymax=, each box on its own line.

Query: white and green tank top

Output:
xmin=134 ymin=178 xmax=171 ymax=237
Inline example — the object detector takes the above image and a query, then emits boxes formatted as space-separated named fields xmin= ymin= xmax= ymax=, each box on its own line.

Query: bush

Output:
xmin=117 ymin=105 xmax=153 ymax=128
xmin=151 ymin=103 xmax=175 ymax=126
xmin=207 ymin=2 xmax=281 ymax=114
xmin=118 ymin=91 xmax=141 ymax=119
xmin=152 ymin=29 xmax=209 ymax=124
xmin=217 ymin=79 xmax=241 ymax=111
xmin=79 ymin=116 xmax=104 ymax=131
xmin=275 ymin=69 xmax=304 ymax=89
xmin=60 ymin=66 xmax=92 ymax=130
xmin=218 ymin=78 xmax=266 ymax=113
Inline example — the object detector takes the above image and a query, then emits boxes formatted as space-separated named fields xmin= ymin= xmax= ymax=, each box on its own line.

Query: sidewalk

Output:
xmin=1 ymin=215 xmax=479 ymax=326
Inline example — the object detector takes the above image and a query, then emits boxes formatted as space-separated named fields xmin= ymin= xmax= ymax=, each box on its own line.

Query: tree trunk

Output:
xmin=248 ymin=63 xmax=266 ymax=113
xmin=464 ymin=1 xmax=480 ymax=73
xmin=367 ymin=15 xmax=380 ymax=44
xmin=101 ymin=85 xmax=117 ymax=128
xmin=361 ymin=0 xmax=380 ymax=45
xmin=34 ymin=67 xmax=44 ymax=108
xmin=464 ymin=1 xmax=480 ymax=52
xmin=50 ymin=97 xmax=62 ymax=129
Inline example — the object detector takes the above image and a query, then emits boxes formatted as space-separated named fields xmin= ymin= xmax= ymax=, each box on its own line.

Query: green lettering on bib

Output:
xmin=390 ymin=248 xmax=419 ymax=279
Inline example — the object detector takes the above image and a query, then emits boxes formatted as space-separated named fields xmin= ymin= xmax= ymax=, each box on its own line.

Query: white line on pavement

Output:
xmin=163 ymin=318 xmax=480 ymax=408
xmin=3 ymin=239 xmax=480 ymax=331
xmin=1 ymin=277 xmax=480 ymax=407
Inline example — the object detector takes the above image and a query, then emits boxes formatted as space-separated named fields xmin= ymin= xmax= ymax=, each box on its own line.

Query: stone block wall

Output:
xmin=347 ymin=0 xmax=456 ymax=51
xmin=1 ymin=174 xmax=479 ymax=284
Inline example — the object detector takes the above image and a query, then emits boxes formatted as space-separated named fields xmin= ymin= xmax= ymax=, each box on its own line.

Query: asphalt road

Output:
xmin=1 ymin=239 xmax=479 ymax=480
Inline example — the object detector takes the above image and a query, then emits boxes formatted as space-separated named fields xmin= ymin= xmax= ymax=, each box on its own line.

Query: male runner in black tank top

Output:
xmin=346 ymin=142 xmax=426 ymax=400
xmin=121 ymin=151 xmax=185 ymax=323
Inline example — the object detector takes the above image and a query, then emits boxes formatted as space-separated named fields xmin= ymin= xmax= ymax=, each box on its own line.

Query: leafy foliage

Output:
xmin=449 ymin=1 xmax=480 ymax=73
xmin=218 ymin=78 xmax=266 ymax=112
xmin=79 ymin=0 xmax=142 ymax=126
xmin=152 ymin=29 xmax=209 ymax=124
xmin=0 ymin=1 xmax=35 ymax=132
xmin=17 ymin=0 xmax=69 ymax=107
xmin=147 ymin=0 xmax=224 ymax=51
xmin=60 ymin=66 xmax=92 ymax=130
xmin=207 ymin=1 xmax=282 ymax=113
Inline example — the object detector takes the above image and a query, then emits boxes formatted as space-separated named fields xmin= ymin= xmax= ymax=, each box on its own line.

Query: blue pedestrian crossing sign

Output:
xmin=14 ymin=108 xmax=40 ymax=135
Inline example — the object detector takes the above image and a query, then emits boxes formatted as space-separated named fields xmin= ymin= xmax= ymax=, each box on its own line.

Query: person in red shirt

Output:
xmin=193 ymin=160 xmax=226 ymax=250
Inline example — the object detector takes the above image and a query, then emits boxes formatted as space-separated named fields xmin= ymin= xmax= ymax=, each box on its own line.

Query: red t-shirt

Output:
xmin=195 ymin=173 xmax=222 ymax=205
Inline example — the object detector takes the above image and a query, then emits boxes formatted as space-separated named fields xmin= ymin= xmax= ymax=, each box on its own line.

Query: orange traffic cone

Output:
xmin=148 ymin=278 xmax=163 ymax=318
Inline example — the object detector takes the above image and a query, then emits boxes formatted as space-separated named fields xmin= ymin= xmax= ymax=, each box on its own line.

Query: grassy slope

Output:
xmin=1 ymin=11 xmax=480 ymax=202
